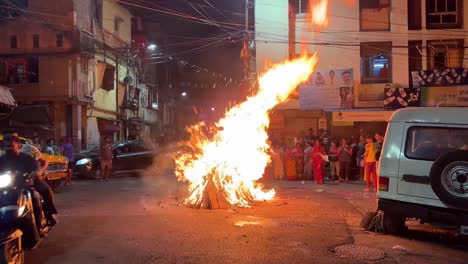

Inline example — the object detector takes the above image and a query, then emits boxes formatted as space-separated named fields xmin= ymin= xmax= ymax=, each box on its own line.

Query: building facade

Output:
xmin=0 ymin=0 xmax=158 ymax=150
xmin=255 ymin=0 xmax=468 ymax=140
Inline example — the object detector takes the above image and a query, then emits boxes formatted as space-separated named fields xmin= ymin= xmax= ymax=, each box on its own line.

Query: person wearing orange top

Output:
xmin=363 ymin=135 xmax=377 ymax=192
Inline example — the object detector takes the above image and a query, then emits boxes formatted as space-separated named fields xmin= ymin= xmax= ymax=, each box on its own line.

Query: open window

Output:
xmin=102 ymin=65 xmax=115 ymax=91
xmin=427 ymin=39 xmax=463 ymax=69
xmin=360 ymin=42 xmax=392 ymax=83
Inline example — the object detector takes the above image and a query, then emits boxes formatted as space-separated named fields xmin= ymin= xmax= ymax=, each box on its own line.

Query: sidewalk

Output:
xmin=264 ymin=179 xmax=377 ymax=215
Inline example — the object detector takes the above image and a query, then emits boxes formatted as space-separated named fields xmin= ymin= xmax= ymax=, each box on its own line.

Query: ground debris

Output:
xmin=392 ymin=245 xmax=406 ymax=251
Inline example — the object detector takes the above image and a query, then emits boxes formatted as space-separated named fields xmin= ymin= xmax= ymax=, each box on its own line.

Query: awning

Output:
xmin=9 ymin=104 xmax=53 ymax=130
xmin=0 ymin=85 xmax=17 ymax=107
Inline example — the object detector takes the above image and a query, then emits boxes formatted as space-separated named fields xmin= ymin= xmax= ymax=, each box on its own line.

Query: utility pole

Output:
xmin=242 ymin=0 xmax=251 ymax=95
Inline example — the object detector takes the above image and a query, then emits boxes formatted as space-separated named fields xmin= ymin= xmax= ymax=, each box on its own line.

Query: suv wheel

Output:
xmin=430 ymin=150 xmax=468 ymax=209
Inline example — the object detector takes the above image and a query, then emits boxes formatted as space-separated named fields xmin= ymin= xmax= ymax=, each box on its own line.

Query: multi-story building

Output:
xmin=0 ymin=0 xmax=157 ymax=149
xmin=255 ymin=0 xmax=468 ymax=140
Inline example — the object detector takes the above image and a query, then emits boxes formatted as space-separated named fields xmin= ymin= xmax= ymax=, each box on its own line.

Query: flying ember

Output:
xmin=174 ymin=54 xmax=318 ymax=208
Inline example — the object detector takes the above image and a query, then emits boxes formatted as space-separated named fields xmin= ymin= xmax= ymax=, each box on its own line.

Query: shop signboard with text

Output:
xmin=299 ymin=69 xmax=353 ymax=110
xmin=384 ymin=87 xmax=421 ymax=109
xmin=332 ymin=111 xmax=393 ymax=123
xmin=421 ymin=86 xmax=468 ymax=107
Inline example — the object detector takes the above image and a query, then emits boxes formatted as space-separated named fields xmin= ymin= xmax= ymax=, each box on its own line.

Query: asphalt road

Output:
xmin=25 ymin=174 xmax=468 ymax=264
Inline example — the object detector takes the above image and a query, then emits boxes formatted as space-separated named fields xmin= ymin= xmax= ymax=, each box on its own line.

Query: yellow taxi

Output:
xmin=0 ymin=134 xmax=68 ymax=189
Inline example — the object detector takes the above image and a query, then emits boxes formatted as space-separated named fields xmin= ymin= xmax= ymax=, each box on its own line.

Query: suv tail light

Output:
xmin=378 ymin=176 xmax=389 ymax=192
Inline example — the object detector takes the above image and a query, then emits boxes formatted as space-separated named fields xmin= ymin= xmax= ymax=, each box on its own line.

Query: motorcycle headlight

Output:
xmin=76 ymin=158 xmax=91 ymax=166
xmin=0 ymin=172 xmax=13 ymax=188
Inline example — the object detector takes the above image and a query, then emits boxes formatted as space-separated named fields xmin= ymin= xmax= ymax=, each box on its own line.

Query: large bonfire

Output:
xmin=174 ymin=55 xmax=318 ymax=208
xmin=174 ymin=0 xmax=328 ymax=209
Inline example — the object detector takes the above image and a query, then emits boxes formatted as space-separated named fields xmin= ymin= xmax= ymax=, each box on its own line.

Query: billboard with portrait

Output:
xmin=299 ymin=69 xmax=354 ymax=110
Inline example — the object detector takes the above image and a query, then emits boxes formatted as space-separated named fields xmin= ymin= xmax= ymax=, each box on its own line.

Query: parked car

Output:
xmin=377 ymin=107 xmax=468 ymax=235
xmin=73 ymin=141 xmax=156 ymax=178
xmin=0 ymin=134 xmax=68 ymax=189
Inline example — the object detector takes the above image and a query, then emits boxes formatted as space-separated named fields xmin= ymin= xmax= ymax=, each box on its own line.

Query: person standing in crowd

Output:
xmin=374 ymin=132 xmax=384 ymax=161
xmin=32 ymin=136 xmax=42 ymax=150
xmin=100 ymin=136 xmax=113 ymax=182
xmin=272 ymin=143 xmax=285 ymax=180
xmin=292 ymin=142 xmax=304 ymax=179
xmin=304 ymin=128 xmax=316 ymax=144
xmin=312 ymin=139 xmax=325 ymax=184
xmin=356 ymin=135 xmax=366 ymax=180
xmin=303 ymin=141 xmax=314 ymax=180
xmin=338 ymin=138 xmax=353 ymax=183
xmin=363 ymin=135 xmax=377 ymax=192
xmin=285 ymin=144 xmax=297 ymax=180
xmin=44 ymin=139 xmax=55 ymax=155
xmin=51 ymin=139 xmax=61 ymax=155
xmin=61 ymin=137 xmax=74 ymax=186
xmin=328 ymin=140 xmax=340 ymax=181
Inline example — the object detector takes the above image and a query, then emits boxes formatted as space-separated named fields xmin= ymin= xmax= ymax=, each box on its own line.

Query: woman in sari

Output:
xmin=292 ymin=142 xmax=304 ymax=179
xmin=285 ymin=145 xmax=297 ymax=180
xmin=312 ymin=140 xmax=325 ymax=184
xmin=303 ymin=141 xmax=313 ymax=180
xmin=272 ymin=144 xmax=285 ymax=180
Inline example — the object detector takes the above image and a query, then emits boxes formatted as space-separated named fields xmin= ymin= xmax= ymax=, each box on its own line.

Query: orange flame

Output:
xmin=308 ymin=0 xmax=329 ymax=27
xmin=174 ymin=55 xmax=318 ymax=208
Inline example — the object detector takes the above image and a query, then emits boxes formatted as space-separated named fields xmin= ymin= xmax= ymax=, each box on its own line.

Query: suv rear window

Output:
xmin=405 ymin=126 xmax=468 ymax=161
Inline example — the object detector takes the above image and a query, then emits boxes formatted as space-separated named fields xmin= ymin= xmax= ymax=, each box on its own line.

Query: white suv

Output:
xmin=377 ymin=107 xmax=468 ymax=235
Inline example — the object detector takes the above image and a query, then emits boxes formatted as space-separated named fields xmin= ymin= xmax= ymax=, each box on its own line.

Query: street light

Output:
xmin=211 ymin=107 xmax=215 ymax=111
xmin=181 ymin=92 xmax=187 ymax=97
xmin=148 ymin=44 xmax=157 ymax=51
xmin=152 ymin=102 xmax=158 ymax=110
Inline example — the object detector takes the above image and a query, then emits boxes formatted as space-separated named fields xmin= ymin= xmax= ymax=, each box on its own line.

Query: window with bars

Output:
xmin=426 ymin=39 xmax=464 ymax=69
xmin=426 ymin=0 xmax=462 ymax=29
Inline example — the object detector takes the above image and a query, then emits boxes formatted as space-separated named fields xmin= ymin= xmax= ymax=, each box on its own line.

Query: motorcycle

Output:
xmin=0 ymin=171 xmax=53 ymax=264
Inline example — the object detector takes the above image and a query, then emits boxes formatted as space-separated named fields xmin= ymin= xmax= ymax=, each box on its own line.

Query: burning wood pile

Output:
xmin=174 ymin=56 xmax=318 ymax=209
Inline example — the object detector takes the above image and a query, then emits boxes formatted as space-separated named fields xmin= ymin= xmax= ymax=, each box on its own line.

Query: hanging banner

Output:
xmin=354 ymin=83 xmax=399 ymax=108
xmin=421 ymin=86 xmax=468 ymax=107
xmin=411 ymin=68 xmax=468 ymax=88
xmin=384 ymin=87 xmax=421 ymax=109
xmin=299 ymin=69 xmax=354 ymax=109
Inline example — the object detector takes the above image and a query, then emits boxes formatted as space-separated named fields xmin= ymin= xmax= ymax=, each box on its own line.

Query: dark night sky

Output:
xmin=130 ymin=0 xmax=251 ymax=81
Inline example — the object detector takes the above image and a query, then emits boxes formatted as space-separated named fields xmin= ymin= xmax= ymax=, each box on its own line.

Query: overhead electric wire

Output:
xmin=115 ymin=0 xmax=246 ymax=28
xmin=184 ymin=0 xmax=232 ymax=34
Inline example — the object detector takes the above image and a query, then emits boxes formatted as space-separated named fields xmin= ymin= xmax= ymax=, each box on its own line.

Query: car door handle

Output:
xmin=402 ymin=174 xmax=430 ymax=184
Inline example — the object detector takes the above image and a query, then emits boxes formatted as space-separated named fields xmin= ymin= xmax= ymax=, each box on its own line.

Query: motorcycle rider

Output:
xmin=0 ymin=130 xmax=58 ymax=226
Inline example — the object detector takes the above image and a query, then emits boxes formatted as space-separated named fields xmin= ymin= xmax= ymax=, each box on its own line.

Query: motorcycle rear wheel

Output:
xmin=0 ymin=241 xmax=24 ymax=264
